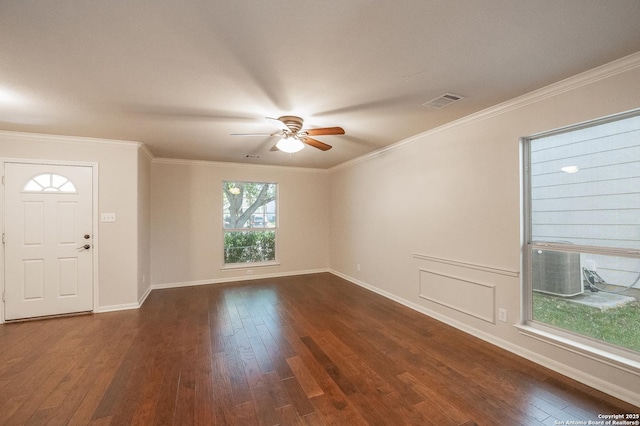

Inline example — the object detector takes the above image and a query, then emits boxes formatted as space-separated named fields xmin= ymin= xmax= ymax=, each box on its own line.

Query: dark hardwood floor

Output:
xmin=0 ymin=273 xmax=637 ymax=425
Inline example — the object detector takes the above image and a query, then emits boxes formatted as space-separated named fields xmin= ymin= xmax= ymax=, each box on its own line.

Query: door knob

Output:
xmin=84 ymin=234 xmax=91 ymax=239
xmin=78 ymin=244 xmax=91 ymax=250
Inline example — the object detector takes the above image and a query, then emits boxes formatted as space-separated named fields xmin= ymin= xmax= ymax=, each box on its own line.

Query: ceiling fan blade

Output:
xmin=265 ymin=117 xmax=290 ymax=131
xmin=231 ymin=132 xmax=280 ymax=137
xmin=303 ymin=127 xmax=345 ymax=136
xmin=269 ymin=143 xmax=280 ymax=152
xmin=302 ymin=137 xmax=332 ymax=151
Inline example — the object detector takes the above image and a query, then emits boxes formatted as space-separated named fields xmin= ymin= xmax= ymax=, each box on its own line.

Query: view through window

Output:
xmin=524 ymin=110 xmax=640 ymax=355
xmin=223 ymin=181 xmax=277 ymax=264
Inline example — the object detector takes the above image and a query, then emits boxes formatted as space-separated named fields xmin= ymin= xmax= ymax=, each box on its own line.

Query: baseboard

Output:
xmin=329 ymin=269 xmax=640 ymax=408
xmin=94 ymin=269 xmax=328 ymax=312
xmin=138 ymin=285 xmax=152 ymax=306
xmin=151 ymin=268 xmax=330 ymax=290
xmin=95 ymin=302 xmax=141 ymax=313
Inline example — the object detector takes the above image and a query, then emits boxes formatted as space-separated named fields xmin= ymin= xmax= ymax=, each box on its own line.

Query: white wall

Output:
xmin=150 ymin=159 xmax=330 ymax=287
xmin=0 ymin=131 xmax=142 ymax=310
xmin=328 ymin=53 xmax=640 ymax=406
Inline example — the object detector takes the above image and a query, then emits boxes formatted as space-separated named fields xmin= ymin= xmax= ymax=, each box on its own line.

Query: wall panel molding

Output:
xmin=413 ymin=253 xmax=519 ymax=277
xmin=419 ymin=269 xmax=496 ymax=323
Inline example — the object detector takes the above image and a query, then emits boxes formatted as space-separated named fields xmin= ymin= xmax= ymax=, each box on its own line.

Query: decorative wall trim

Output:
xmin=329 ymin=269 xmax=640 ymax=408
xmin=330 ymin=51 xmax=640 ymax=173
xmin=0 ymin=130 xmax=143 ymax=149
xmin=413 ymin=253 xmax=519 ymax=277
xmin=89 ymin=269 xmax=330 ymax=313
xmin=138 ymin=285 xmax=152 ymax=306
xmin=151 ymin=268 xmax=330 ymax=290
xmin=419 ymin=269 xmax=495 ymax=323
xmin=138 ymin=143 xmax=154 ymax=160
xmin=95 ymin=302 xmax=141 ymax=313
xmin=515 ymin=324 xmax=640 ymax=378
xmin=152 ymin=156 xmax=329 ymax=174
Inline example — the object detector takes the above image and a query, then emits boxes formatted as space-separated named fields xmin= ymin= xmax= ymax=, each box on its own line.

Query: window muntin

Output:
xmin=524 ymin=110 xmax=640 ymax=357
xmin=222 ymin=181 xmax=277 ymax=264
xmin=23 ymin=173 xmax=77 ymax=193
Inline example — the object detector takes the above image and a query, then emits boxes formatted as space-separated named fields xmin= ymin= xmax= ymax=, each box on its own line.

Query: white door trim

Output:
xmin=0 ymin=157 xmax=99 ymax=323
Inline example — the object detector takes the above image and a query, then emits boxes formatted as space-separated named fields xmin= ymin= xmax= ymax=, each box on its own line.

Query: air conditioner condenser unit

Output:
xmin=532 ymin=250 xmax=583 ymax=297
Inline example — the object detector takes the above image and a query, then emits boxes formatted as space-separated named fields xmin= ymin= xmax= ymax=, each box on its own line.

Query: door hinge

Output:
xmin=2 ymin=233 xmax=4 ymax=245
xmin=1 ymin=292 xmax=5 ymax=303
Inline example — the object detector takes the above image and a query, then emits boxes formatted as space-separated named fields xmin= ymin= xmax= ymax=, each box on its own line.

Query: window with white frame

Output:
xmin=223 ymin=181 xmax=277 ymax=265
xmin=523 ymin=110 xmax=640 ymax=358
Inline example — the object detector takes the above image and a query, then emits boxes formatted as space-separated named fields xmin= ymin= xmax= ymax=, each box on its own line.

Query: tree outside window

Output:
xmin=223 ymin=181 xmax=277 ymax=264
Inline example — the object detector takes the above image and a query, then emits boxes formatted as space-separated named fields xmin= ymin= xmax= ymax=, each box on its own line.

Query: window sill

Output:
xmin=515 ymin=323 xmax=640 ymax=377
xmin=220 ymin=261 xmax=280 ymax=271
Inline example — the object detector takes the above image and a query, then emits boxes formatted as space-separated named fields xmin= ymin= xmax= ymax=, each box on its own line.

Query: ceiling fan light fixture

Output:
xmin=276 ymin=136 xmax=305 ymax=153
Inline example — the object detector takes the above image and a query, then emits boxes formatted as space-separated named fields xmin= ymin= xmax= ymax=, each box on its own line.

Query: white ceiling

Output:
xmin=1 ymin=1 xmax=639 ymax=169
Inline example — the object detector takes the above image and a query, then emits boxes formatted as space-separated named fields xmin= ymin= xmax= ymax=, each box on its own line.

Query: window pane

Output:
xmin=59 ymin=181 xmax=76 ymax=192
xmin=224 ymin=230 xmax=275 ymax=263
xmin=222 ymin=181 xmax=277 ymax=264
xmin=526 ymin=111 xmax=640 ymax=357
xmin=531 ymin=248 xmax=640 ymax=352
xmin=51 ymin=174 xmax=68 ymax=188
xmin=34 ymin=174 xmax=51 ymax=188
xmin=23 ymin=173 xmax=77 ymax=193
xmin=223 ymin=182 xmax=276 ymax=229
xmin=24 ymin=180 xmax=43 ymax=191
xmin=529 ymin=114 xmax=640 ymax=250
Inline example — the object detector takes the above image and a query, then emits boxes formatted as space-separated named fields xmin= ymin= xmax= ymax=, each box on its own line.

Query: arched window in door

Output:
xmin=23 ymin=173 xmax=77 ymax=193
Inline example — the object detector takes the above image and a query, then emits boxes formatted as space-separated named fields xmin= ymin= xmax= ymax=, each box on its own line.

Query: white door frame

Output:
xmin=0 ymin=158 xmax=99 ymax=323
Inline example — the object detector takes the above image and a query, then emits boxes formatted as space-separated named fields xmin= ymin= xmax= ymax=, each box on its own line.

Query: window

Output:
xmin=523 ymin=110 xmax=640 ymax=360
xmin=23 ymin=173 xmax=76 ymax=193
xmin=223 ymin=181 xmax=277 ymax=265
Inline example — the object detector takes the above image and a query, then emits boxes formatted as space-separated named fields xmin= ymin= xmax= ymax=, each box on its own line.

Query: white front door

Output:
xmin=3 ymin=162 xmax=94 ymax=320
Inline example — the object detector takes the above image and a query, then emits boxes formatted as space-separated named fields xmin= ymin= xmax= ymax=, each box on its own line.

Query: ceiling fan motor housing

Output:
xmin=278 ymin=116 xmax=304 ymax=133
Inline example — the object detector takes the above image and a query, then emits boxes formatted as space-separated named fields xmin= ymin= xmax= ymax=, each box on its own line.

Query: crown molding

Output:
xmin=152 ymin=156 xmax=328 ymax=174
xmin=138 ymin=143 xmax=154 ymax=160
xmin=0 ymin=130 xmax=143 ymax=149
xmin=330 ymin=51 xmax=640 ymax=173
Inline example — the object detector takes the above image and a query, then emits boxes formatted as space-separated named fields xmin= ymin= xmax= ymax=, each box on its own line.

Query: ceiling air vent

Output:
xmin=422 ymin=93 xmax=463 ymax=109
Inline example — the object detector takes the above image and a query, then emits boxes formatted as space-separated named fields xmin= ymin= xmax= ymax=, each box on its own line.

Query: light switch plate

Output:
xmin=101 ymin=213 xmax=116 ymax=223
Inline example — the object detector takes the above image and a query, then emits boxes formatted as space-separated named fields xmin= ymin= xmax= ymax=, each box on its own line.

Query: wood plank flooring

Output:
xmin=0 ymin=273 xmax=637 ymax=425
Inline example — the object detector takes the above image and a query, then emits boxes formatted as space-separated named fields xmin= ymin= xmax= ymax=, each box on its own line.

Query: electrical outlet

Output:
xmin=498 ymin=308 xmax=508 ymax=323
xmin=357 ymin=264 xmax=361 ymax=271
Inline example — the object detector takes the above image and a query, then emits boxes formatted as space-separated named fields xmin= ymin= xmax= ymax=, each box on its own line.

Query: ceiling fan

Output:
xmin=232 ymin=116 xmax=345 ymax=153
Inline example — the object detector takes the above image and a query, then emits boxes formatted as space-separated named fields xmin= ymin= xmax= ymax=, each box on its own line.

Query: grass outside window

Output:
xmin=533 ymin=293 xmax=640 ymax=352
